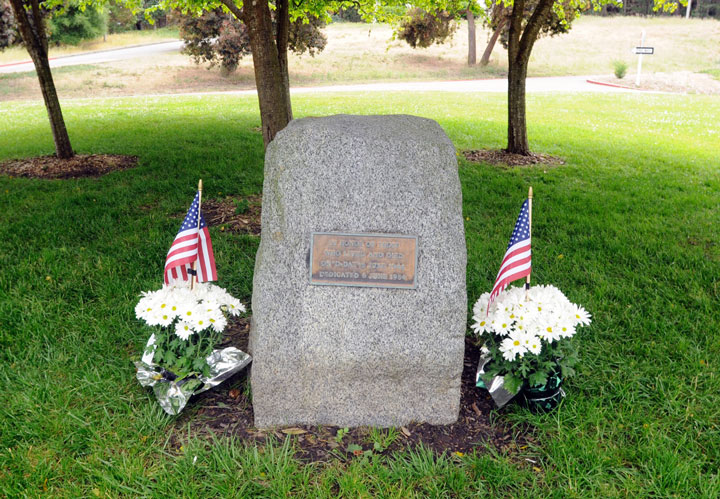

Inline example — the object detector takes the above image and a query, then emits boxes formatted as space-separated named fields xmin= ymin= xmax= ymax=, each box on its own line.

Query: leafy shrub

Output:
xmin=288 ymin=15 xmax=327 ymax=57
xmin=0 ymin=0 xmax=19 ymax=50
xmin=48 ymin=5 xmax=107 ymax=46
xmin=177 ymin=9 xmax=326 ymax=73
xmin=331 ymin=6 xmax=364 ymax=23
xmin=613 ymin=60 xmax=628 ymax=79
xmin=397 ymin=8 xmax=457 ymax=49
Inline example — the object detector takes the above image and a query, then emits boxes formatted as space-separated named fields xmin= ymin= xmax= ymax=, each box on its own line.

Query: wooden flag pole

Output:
xmin=190 ymin=179 xmax=203 ymax=291
xmin=525 ymin=186 xmax=533 ymax=300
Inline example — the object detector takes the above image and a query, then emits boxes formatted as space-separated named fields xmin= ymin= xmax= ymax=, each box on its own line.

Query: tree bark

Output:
xmin=480 ymin=17 xmax=505 ymax=66
xmin=9 ymin=0 xmax=74 ymax=159
xmin=275 ymin=0 xmax=292 ymax=121
xmin=221 ymin=0 xmax=291 ymax=148
xmin=466 ymin=8 xmax=476 ymax=66
xmin=507 ymin=52 xmax=530 ymax=155
xmin=506 ymin=0 xmax=555 ymax=155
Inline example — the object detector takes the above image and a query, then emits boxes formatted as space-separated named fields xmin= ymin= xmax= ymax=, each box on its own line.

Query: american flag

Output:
xmin=487 ymin=199 xmax=532 ymax=313
xmin=164 ymin=191 xmax=217 ymax=286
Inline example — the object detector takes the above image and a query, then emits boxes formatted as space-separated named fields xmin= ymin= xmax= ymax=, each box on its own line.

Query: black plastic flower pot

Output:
xmin=520 ymin=373 xmax=565 ymax=412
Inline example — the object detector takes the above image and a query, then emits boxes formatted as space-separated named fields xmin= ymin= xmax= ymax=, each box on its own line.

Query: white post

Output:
xmin=685 ymin=0 xmax=691 ymax=19
xmin=635 ymin=29 xmax=646 ymax=87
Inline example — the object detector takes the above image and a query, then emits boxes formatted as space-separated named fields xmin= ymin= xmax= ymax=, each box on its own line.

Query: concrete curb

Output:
xmin=586 ymin=79 xmax=644 ymax=91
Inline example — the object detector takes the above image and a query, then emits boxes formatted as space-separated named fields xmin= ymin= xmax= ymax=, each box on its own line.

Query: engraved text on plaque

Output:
xmin=309 ymin=232 xmax=418 ymax=289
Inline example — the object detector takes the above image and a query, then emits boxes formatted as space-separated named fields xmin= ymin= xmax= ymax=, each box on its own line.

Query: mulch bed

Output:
xmin=194 ymin=196 xmax=262 ymax=236
xmin=0 ymin=154 xmax=138 ymax=179
xmin=171 ymin=317 xmax=533 ymax=462
xmin=462 ymin=149 xmax=565 ymax=167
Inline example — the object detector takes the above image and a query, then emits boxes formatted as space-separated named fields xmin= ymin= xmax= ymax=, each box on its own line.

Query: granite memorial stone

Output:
xmin=250 ymin=114 xmax=467 ymax=427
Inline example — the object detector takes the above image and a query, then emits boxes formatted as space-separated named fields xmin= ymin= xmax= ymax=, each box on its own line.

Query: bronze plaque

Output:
xmin=309 ymin=232 xmax=418 ymax=289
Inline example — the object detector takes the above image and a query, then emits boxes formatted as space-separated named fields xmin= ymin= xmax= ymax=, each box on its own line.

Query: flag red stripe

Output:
xmin=497 ymin=242 xmax=531 ymax=270
xmin=490 ymin=265 xmax=532 ymax=299
xmin=197 ymin=232 xmax=208 ymax=282
xmin=166 ymin=232 xmax=197 ymax=249
xmin=492 ymin=255 xmax=532 ymax=289
xmin=166 ymin=247 xmax=197 ymax=264
xmin=199 ymin=227 xmax=217 ymax=281
xmin=495 ymin=247 xmax=531 ymax=281
xmin=166 ymin=237 xmax=197 ymax=253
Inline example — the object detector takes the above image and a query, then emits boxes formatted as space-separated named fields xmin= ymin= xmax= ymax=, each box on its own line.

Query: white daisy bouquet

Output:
xmin=471 ymin=284 xmax=591 ymax=394
xmin=135 ymin=282 xmax=245 ymax=380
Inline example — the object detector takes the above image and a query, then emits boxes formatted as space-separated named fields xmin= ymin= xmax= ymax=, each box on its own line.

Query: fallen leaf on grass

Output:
xmin=400 ymin=427 xmax=411 ymax=437
xmin=347 ymin=443 xmax=364 ymax=455
xmin=282 ymin=427 xmax=307 ymax=435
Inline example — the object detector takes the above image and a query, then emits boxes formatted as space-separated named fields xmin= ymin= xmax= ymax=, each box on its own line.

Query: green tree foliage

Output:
xmin=48 ymin=4 xmax=107 ymax=45
xmin=107 ymin=2 xmax=137 ymax=32
xmin=485 ymin=0 xmax=589 ymax=50
xmin=177 ymin=7 xmax=326 ymax=73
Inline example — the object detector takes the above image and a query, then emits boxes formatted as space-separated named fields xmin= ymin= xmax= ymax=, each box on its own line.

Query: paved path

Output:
xmin=285 ymin=76 xmax=635 ymax=94
xmin=0 ymin=40 xmax=184 ymax=74
xmin=144 ymin=76 xmax=637 ymax=99
xmin=1 ymin=40 xmax=639 ymax=94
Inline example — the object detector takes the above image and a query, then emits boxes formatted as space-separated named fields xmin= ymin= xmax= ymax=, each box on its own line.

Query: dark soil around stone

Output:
xmin=0 ymin=154 xmax=138 ymax=179
xmin=171 ymin=317 xmax=534 ymax=462
xmin=463 ymin=149 xmax=565 ymax=168
xmin=194 ymin=196 xmax=262 ymax=236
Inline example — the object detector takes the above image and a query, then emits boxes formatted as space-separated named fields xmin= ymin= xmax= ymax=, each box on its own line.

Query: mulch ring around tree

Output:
xmin=170 ymin=317 xmax=535 ymax=463
xmin=0 ymin=154 xmax=138 ymax=179
xmin=462 ymin=149 xmax=565 ymax=168
xmin=199 ymin=195 xmax=262 ymax=236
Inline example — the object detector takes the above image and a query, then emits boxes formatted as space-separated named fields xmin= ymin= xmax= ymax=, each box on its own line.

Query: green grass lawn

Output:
xmin=1 ymin=92 xmax=719 ymax=496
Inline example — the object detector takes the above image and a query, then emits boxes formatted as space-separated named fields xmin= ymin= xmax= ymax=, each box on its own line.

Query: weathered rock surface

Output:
xmin=250 ymin=114 xmax=467 ymax=428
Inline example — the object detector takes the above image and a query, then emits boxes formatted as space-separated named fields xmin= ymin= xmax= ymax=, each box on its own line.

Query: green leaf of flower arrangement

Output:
xmin=528 ymin=371 xmax=548 ymax=388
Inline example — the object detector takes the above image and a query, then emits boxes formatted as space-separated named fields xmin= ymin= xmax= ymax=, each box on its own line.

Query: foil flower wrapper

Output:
xmin=135 ymin=334 xmax=252 ymax=415
xmin=475 ymin=346 xmax=521 ymax=408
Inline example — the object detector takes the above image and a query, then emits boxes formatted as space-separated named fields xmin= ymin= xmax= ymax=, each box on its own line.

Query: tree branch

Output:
xmin=218 ymin=0 xmax=244 ymax=22
xmin=516 ymin=0 xmax=555 ymax=62
xmin=507 ymin=0 xmax=524 ymax=62
xmin=28 ymin=0 xmax=47 ymax=53
xmin=276 ymin=0 xmax=289 ymax=58
xmin=8 ymin=0 xmax=37 ymax=55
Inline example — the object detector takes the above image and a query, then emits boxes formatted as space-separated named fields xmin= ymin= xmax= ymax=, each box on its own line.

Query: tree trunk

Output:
xmin=9 ymin=0 xmax=74 ymax=159
xmin=466 ymin=8 xmax=476 ymax=66
xmin=480 ymin=18 xmax=505 ymax=66
xmin=506 ymin=0 xmax=529 ymax=155
xmin=507 ymin=54 xmax=530 ymax=155
xmin=32 ymin=48 xmax=74 ymax=159
xmin=222 ymin=0 xmax=291 ymax=148
xmin=505 ymin=0 xmax=554 ymax=155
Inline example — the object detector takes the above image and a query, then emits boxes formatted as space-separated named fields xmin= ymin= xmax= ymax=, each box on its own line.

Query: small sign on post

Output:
xmin=633 ymin=30 xmax=654 ymax=86
xmin=632 ymin=47 xmax=654 ymax=55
